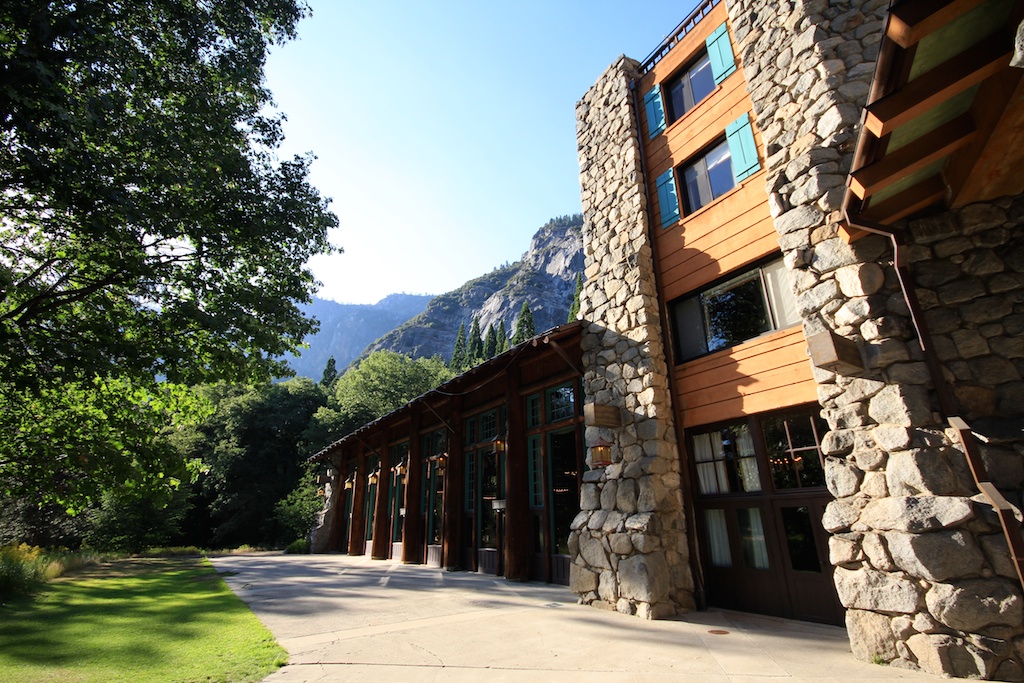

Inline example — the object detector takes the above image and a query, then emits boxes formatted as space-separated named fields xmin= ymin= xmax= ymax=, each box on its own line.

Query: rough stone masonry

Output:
xmin=724 ymin=0 xmax=1024 ymax=679
xmin=572 ymin=55 xmax=695 ymax=620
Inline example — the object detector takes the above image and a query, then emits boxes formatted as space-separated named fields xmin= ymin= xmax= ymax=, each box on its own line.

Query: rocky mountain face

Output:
xmin=286 ymin=293 xmax=432 ymax=379
xmin=362 ymin=214 xmax=584 ymax=362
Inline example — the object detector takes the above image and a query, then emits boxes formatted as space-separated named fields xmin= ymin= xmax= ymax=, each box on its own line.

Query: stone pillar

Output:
xmin=725 ymin=0 xmax=1024 ymax=678
xmin=572 ymin=56 xmax=694 ymax=619
xmin=310 ymin=459 xmax=340 ymax=553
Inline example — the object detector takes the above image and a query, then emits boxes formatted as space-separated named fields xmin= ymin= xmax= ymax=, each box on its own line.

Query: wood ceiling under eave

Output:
xmin=843 ymin=0 xmax=1024 ymax=230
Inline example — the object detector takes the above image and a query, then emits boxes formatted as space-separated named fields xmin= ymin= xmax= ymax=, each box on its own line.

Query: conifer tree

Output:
xmin=512 ymin=302 xmax=535 ymax=345
xmin=450 ymin=322 xmax=467 ymax=372
xmin=483 ymin=324 xmax=498 ymax=359
xmin=467 ymin=316 xmax=484 ymax=365
xmin=321 ymin=356 xmax=338 ymax=388
xmin=497 ymin=320 xmax=510 ymax=354
xmin=568 ymin=273 xmax=583 ymax=322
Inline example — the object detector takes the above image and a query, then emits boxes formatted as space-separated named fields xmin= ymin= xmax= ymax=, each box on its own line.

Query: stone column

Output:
xmin=572 ymin=56 xmax=694 ymax=619
xmin=725 ymin=0 xmax=1024 ymax=678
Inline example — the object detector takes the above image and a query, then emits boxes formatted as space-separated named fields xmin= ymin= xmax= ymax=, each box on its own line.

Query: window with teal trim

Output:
xmin=465 ymin=451 xmax=476 ymax=512
xmin=527 ymin=435 xmax=543 ymax=508
xmin=479 ymin=410 xmax=497 ymax=441
xmin=681 ymin=138 xmax=734 ymax=214
xmin=526 ymin=393 xmax=541 ymax=429
xmin=665 ymin=53 xmax=715 ymax=124
xmin=545 ymin=382 xmax=575 ymax=423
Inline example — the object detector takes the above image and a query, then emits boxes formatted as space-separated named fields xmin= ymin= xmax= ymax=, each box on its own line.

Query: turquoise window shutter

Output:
xmin=726 ymin=113 xmax=760 ymax=182
xmin=656 ymin=168 xmax=680 ymax=228
xmin=644 ymin=85 xmax=666 ymax=139
xmin=706 ymin=22 xmax=737 ymax=84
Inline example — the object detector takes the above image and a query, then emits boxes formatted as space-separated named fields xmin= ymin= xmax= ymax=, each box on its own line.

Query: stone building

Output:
xmin=573 ymin=0 xmax=1024 ymax=678
xmin=313 ymin=0 xmax=1024 ymax=678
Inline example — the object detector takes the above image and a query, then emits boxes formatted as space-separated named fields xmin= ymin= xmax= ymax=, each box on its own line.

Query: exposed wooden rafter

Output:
xmin=864 ymin=40 xmax=1011 ymax=136
xmin=887 ymin=0 xmax=989 ymax=47
xmin=859 ymin=175 xmax=948 ymax=223
xmin=849 ymin=114 xmax=976 ymax=199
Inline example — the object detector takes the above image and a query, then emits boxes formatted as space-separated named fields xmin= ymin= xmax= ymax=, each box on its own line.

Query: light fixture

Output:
xmin=392 ymin=455 xmax=408 ymax=478
xmin=368 ymin=466 xmax=380 ymax=485
xmin=491 ymin=434 xmax=506 ymax=454
xmin=589 ymin=438 xmax=613 ymax=468
xmin=343 ymin=473 xmax=355 ymax=490
xmin=436 ymin=452 xmax=448 ymax=476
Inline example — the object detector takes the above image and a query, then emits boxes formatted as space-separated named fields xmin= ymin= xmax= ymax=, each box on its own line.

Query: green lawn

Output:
xmin=0 ymin=557 xmax=286 ymax=683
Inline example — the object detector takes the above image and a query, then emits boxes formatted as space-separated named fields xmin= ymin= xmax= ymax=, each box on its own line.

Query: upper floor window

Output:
xmin=682 ymin=138 xmax=734 ymax=213
xmin=666 ymin=53 xmax=716 ymax=123
xmin=643 ymin=21 xmax=737 ymax=140
xmin=670 ymin=257 xmax=800 ymax=362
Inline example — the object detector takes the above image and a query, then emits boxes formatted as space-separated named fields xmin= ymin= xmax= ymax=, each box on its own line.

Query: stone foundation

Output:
xmin=725 ymin=0 xmax=1024 ymax=677
xmin=572 ymin=56 xmax=694 ymax=618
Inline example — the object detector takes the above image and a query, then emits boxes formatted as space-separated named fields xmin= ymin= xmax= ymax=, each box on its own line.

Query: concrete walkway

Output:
xmin=210 ymin=553 xmax=940 ymax=683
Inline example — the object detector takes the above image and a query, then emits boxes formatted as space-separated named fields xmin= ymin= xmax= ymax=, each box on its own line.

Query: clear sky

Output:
xmin=264 ymin=0 xmax=700 ymax=305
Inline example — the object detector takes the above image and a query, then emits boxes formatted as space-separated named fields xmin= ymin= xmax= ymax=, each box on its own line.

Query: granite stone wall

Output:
xmin=724 ymin=0 xmax=1024 ymax=677
xmin=572 ymin=56 xmax=695 ymax=619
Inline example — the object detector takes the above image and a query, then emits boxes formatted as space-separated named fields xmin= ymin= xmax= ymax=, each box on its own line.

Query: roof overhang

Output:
xmin=843 ymin=0 xmax=1024 ymax=231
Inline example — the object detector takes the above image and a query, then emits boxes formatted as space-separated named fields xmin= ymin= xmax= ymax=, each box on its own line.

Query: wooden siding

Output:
xmin=673 ymin=327 xmax=818 ymax=428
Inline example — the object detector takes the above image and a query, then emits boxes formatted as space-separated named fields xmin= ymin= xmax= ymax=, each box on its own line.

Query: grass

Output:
xmin=0 ymin=556 xmax=286 ymax=683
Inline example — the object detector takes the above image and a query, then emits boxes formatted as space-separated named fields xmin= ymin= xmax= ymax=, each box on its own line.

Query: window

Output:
xmin=527 ymin=435 xmax=543 ymax=508
xmin=682 ymin=138 xmax=735 ymax=214
xmin=657 ymin=113 xmax=759 ymax=227
xmin=670 ymin=257 xmax=800 ymax=362
xmin=692 ymin=421 xmax=761 ymax=494
xmin=545 ymin=383 xmax=575 ymax=423
xmin=643 ymin=22 xmax=736 ymax=140
xmin=763 ymin=411 xmax=827 ymax=490
xmin=666 ymin=53 xmax=715 ymax=123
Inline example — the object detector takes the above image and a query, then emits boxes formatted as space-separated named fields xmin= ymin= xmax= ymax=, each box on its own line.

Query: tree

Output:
xmin=568 ymin=273 xmax=584 ymax=322
xmin=483 ymin=324 xmax=498 ymax=359
xmin=467 ymin=317 xmax=483 ymax=366
xmin=450 ymin=322 xmax=467 ymax=372
xmin=497 ymin=320 xmax=510 ymax=354
xmin=321 ymin=357 xmax=339 ymax=389
xmin=0 ymin=1 xmax=337 ymax=507
xmin=512 ymin=302 xmax=535 ymax=345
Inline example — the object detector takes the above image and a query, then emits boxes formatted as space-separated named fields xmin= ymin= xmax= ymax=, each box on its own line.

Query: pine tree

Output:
xmin=450 ymin=322 xmax=467 ymax=372
xmin=321 ymin=356 xmax=338 ymax=388
xmin=497 ymin=320 xmax=510 ymax=354
xmin=467 ymin=316 xmax=484 ymax=365
xmin=512 ymin=302 xmax=535 ymax=345
xmin=483 ymin=324 xmax=497 ymax=359
xmin=568 ymin=273 xmax=583 ymax=322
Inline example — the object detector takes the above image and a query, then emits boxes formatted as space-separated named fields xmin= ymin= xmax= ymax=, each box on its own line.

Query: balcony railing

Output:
xmin=640 ymin=0 xmax=721 ymax=74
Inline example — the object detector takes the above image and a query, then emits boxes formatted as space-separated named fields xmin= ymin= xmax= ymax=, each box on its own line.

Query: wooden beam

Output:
xmin=865 ymin=41 xmax=1011 ymax=137
xmin=858 ymin=175 xmax=949 ymax=223
xmin=887 ymin=0 xmax=989 ymax=48
xmin=849 ymin=114 xmax=976 ymax=199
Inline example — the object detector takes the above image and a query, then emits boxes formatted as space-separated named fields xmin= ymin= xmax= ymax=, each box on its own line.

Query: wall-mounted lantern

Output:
xmin=367 ymin=465 xmax=381 ymax=486
xmin=343 ymin=473 xmax=355 ymax=490
xmin=491 ymin=434 xmax=506 ymax=454
xmin=588 ymin=437 xmax=614 ymax=468
xmin=392 ymin=455 xmax=408 ymax=479
xmin=436 ymin=452 xmax=448 ymax=476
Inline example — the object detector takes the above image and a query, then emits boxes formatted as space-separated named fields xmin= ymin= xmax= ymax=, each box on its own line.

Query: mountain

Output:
xmin=361 ymin=214 xmax=584 ymax=361
xmin=286 ymin=293 xmax=432 ymax=379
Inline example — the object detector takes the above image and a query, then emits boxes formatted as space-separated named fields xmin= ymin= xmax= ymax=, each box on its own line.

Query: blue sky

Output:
xmin=265 ymin=0 xmax=700 ymax=304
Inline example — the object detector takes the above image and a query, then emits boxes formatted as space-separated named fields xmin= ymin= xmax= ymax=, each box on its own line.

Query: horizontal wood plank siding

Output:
xmin=672 ymin=327 xmax=817 ymax=427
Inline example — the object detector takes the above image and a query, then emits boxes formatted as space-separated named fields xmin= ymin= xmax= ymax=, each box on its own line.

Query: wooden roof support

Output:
xmin=887 ymin=0 xmax=989 ymax=48
xmin=859 ymin=175 xmax=949 ymax=224
xmin=849 ymin=114 xmax=976 ymax=199
xmin=865 ymin=41 xmax=1011 ymax=136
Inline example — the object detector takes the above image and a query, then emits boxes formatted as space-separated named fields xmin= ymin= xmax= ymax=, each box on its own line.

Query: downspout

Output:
xmin=629 ymin=76 xmax=708 ymax=611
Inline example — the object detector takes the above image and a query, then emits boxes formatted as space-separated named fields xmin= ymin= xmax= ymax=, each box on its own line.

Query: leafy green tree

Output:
xmin=0 ymin=1 xmax=337 ymax=508
xmin=304 ymin=351 xmax=454 ymax=456
xmin=321 ymin=357 xmax=339 ymax=389
xmin=450 ymin=322 xmax=467 ymax=372
xmin=568 ymin=273 xmax=584 ymax=322
xmin=483 ymin=324 xmax=498 ymax=359
xmin=512 ymin=302 xmax=536 ymax=345
xmin=176 ymin=378 xmax=328 ymax=548
xmin=467 ymin=317 xmax=483 ymax=366
xmin=273 ymin=465 xmax=322 ymax=544
xmin=86 ymin=488 xmax=192 ymax=553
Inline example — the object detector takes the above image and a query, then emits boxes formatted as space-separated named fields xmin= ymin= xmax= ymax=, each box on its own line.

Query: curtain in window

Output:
xmin=735 ymin=427 xmax=761 ymax=492
xmin=739 ymin=508 xmax=770 ymax=570
xmin=694 ymin=432 xmax=728 ymax=494
xmin=705 ymin=509 xmax=732 ymax=567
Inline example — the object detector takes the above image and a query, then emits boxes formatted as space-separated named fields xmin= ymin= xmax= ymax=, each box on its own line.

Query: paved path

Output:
xmin=210 ymin=553 xmax=939 ymax=683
